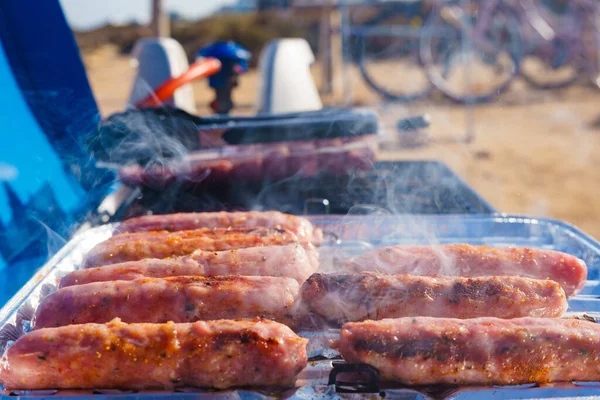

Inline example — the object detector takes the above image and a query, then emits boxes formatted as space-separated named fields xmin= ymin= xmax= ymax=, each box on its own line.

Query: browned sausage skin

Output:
xmin=61 ymin=243 xmax=318 ymax=287
xmin=346 ymin=244 xmax=587 ymax=296
xmin=337 ymin=317 xmax=600 ymax=385
xmin=302 ymin=272 xmax=567 ymax=322
xmin=0 ymin=318 xmax=308 ymax=390
xmin=115 ymin=211 xmax=322 ymax=244
xmin=34 ymin=276 xmax=300 ymax=329
xmin=83 ymin=227 xmax=301 ymax=268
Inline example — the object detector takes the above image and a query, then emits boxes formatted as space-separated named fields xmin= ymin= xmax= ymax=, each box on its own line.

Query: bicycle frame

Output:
xmin=419 ymin=0 xmax=522 ymax=102
xmin=518 ymin=0 xmax=599 ymax=80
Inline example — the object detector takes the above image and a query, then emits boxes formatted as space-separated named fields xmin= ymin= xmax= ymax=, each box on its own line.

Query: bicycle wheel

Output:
xmin=519 ymin=0 xmax=579 ymax=89
xmin=582 ymin=0 xmax=600 ymax=89
xmin=519 ymin=47 xmax=578 ymax=90
xmin=420 ymin=1 xmax=522 ymax=103
xmin=354 ymin=5 xmax=433 ymax=102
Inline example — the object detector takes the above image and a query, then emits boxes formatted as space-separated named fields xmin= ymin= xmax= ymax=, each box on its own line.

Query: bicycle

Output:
xmin=420 ymin=0 xmax=600 ymax=96
xmin=419 ymin=0 xmax=523 ymax=103
xmin=352 ymin=0 xmax=523 ymax=103
xmin=351 ymin=0 xmax=434 ymax=102
xmin=517 ymin=0 xmax=600 ymax=90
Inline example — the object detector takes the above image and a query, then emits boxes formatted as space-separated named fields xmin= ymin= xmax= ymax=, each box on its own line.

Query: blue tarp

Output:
xmin=0 ymin=0 xmax=108 ymax=304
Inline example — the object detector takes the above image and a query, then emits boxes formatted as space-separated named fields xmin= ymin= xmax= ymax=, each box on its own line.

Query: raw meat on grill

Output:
xmin=346 ymin=244 xmax=587 ymax=296
xmin=316 ymin=137 xmax=375 ymax=176
xmin=119 ymin=159 xmax=234 ymax=190
xmin=301 ymin=272 xmax=567 ymax=322
xmin=0 ymin=318 xmax=307 ymax=390
xmin=60 ymin=244 xmax=318 ymax=287
xmin=115 ymin=210 xmax=322 ymax=244
xmin=117 ymin=137 xmax=376 ymax=188
xmin=83 ymin=227 xmax=300 ymax=268
xmin=336 ymin=317 xmax=600 ymax=385
xmin=33 ymin=276 xmax=300 ymax=329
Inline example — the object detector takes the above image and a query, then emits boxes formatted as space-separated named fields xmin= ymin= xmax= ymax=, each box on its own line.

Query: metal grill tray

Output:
xmin=1 ymin=214 xmax=600 ymax=399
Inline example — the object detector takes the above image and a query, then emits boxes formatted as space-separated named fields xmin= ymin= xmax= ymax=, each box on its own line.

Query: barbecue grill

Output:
xmin=101 ymin=160 xmax=494 ymax=223
xmin=2 ymin=214 xmax=600 ymax=399
xmin=2 ymin=1 xmax=599 ymax=397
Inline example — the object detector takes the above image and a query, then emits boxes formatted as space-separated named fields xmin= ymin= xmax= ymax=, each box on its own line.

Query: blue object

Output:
xmin=198 ymin=41 xmax=251 ymax=89
xmin=0 ymin=0 xmax=112 ymax=305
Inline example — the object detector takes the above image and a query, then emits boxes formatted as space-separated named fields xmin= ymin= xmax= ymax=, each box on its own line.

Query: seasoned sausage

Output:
xmin=62 ymin=244 xmax=318 ymax=287
xmin=83 ymin=227 xmax=300 ymax=268
xmin=34 ymin=276 xmax=300 ymax=329
xmin=302 ymin=272 xmax=567 ymax=322
xmin=337 ymin=317 xmax=600 ymax=385
xmin=346 ymin=244 xmax=587 ymax=296
xmin=115 ymin=211 xmax=322 ymax=244
xmin=0 ymin=318 xmax=307 ymax=390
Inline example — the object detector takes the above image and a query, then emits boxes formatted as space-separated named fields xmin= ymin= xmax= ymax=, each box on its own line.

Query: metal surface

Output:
xmin=0 ymin=214 xmax=599 ymax=398
xmin=116 ymin=161 xmax=495 ymax=219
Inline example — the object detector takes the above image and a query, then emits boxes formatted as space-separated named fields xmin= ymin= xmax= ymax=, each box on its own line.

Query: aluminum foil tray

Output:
xmin=1 ymin=214 xmax=600 ymax=399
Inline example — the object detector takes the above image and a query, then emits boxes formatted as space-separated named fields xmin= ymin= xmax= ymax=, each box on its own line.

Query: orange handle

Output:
xmin=135 ymin=57 xmax=222 ymax=108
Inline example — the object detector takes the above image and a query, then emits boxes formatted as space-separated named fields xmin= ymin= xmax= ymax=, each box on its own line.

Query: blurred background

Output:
xmin=61 ymin=0 xmax=600 ymax=238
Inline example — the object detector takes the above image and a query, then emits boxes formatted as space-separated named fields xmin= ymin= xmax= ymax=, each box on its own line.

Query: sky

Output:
xmin=59 ymin=0 xmax=236 ymax=30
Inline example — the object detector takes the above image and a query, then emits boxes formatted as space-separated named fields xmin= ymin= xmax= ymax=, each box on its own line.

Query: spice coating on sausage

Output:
xmin=337 ymin=317 xmax=600 ymax=385
xmin=83 ymin=227 xmax=300 ymax=268
xmin=346 ymin=245 xmax=587 ymax=296
xmin=34 ymin=276 xmax=300 ymax=329
xmin=115 ymin=211 xmax=322 ymax=244
xmin=302 ymin=273 xmax=567 ymax=322
xmin=61 ymin=243 xmax=319 ymax=287
xmin=0 ymin=318 xmax=308 ymax=390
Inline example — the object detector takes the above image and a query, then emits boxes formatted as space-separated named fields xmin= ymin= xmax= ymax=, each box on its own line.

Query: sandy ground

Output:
xmin=84 ymin=46 xmax=600 ymax=239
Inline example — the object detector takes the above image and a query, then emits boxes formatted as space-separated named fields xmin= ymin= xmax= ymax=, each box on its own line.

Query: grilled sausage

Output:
xmin=0 ymin=318 xmax=307 ymax=390
xmin=61 ymin=244 xmax=318 ymax=287
xmin=336 ymin=317 xmax=600 ymax=385
xmin=302 ymin=273 xmax=567 ymax=322
xmin=34 ymin=276 xmax=300 ymax=329
xmin=116 ymin=211 xmax=322 ymax=244
xmin=346 ymin=244 xmax=587 ymax=296
xmin=83 ymin=227 xmax=300 ymax=268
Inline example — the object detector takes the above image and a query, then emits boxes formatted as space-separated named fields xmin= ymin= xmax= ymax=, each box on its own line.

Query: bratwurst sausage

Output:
xmin=346 ymin=245 xmax=587 ymax=296
xmin=0 ymin=318 xmax=307 ymax=390
xmin=34 ymin=276 xmax=299 ymax=329
xmin=62 ymin=243 xmax=318 ymax=287
xmin=116 ymin=211 xmax=322 ymax=244
xmin=337 ymin=316 xmax=600 ymax=385
xmin=83 ymin=227 xmax=300 ymax=268
xmin=302 ymin=272 xmax=567 ymax=322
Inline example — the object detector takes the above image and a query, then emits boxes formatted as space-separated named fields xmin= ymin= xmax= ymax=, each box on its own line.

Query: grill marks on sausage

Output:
xmin=115 ymin=211 xmax=322 ymax=244
xmin=301 ymin=273 xmax=567 ymax=323
xmin=33 ymin=276 xmax=300 ymax=329
xmin=345 ymin=244 xmax=587 ymax=296
xmin=450 ymin=279 xmax=503 ymax=301
xmin=61 ymin=244 xmax=318 ymax=287
xmin=0 ymin=319 xmax=308 ymax=390
xmin=83 ymin=227 xmax=301 ymax=268
xmin=338 ymin=317 xmax=600 ymax=385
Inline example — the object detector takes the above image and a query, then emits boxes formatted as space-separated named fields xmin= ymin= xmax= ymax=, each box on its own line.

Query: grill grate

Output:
xmin=116 ymin=161 xmax=494 ymax=220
